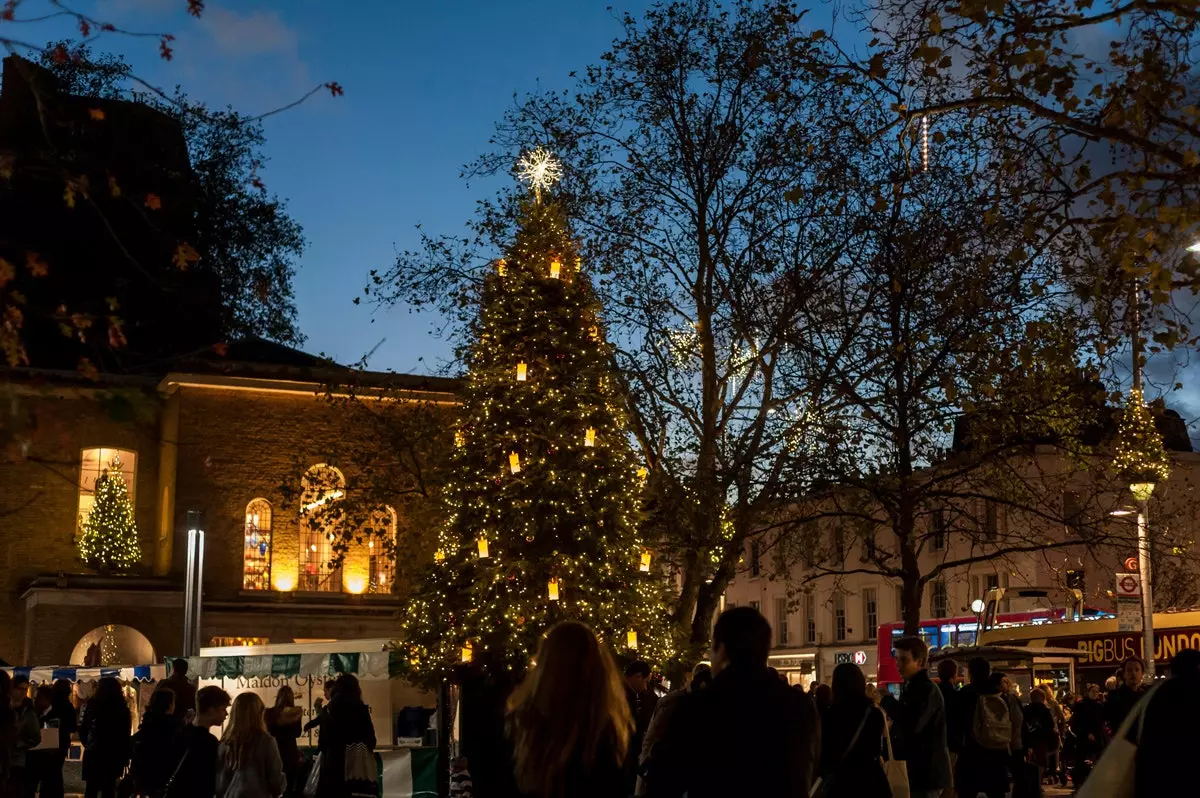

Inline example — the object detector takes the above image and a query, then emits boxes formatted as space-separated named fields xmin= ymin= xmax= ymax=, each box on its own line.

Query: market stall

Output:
xmin=193 ymin=639 xmax=437 ymax=798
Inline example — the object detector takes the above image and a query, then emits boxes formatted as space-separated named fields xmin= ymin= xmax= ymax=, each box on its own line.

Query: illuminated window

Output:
xmin=366 ymin=506 xmax=397 ymax=595
xmin=78 ymin=448 xmax=137 ymax=532
xmin=243 ymin=499 xmax=272 ymax=591
xmin=300 ymin=464 xmax=345 ymax=592
xmin=208 ymin=637 xmax=268 ymax=648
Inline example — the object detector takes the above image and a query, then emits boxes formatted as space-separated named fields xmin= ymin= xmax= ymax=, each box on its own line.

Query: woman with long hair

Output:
xmin=507 ymin=620 xmax=633 ymax=798
xmin=264 ymin=687 xmax=303 ymax=795
xmin=316 ymin=675 xmax=375 ymax=798
xmin=216 ymin=692 xmax=285 ymax=798
xmin=130 ymin=688 xmax=184 ymax=798
xmin=79 ymin=677 xmax=132 ymax=798
xmin=816 ymin=663 xmax=890 ymax=798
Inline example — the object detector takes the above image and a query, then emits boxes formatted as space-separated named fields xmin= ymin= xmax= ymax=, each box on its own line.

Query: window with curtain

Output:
xmin=834 ymin=593 xmax=847 ymax=641
xmin=78 ymin=448 xmax=137 ymax=532
xmin=931 ymin=581 xmax=949 ymax=618
xmin=863 ymin=588 xmax=878 ymax=641
xmin=775 ymin=596 xmax=789 ymax=646
xmin=243 ymin=499 xmax=272 ymax=590
xmin=300 ymin=464 xmax=345 ymax=592
xmin=805 ymin=594 xmax=817 ymax=644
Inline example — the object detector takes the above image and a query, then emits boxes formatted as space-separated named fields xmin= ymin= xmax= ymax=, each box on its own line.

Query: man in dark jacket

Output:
xmin=171 ymin=685 xmax=229 ymax=798
xmin=162 ymin=659 xmax=197 ymax=720
xmin=646 ymin=606 xmax=819 ymax=798
xmin=624 ymin=660 xmax=659 ymax=796
xmin=1135 ymin=648 xmax=1200 ymax=797
xmin=893 ymin=637 xmax=951 ymax=798
xmin=935 ymin=658 xmax=960 ymax=798
xmin=1104 ymin=656 xmax=1147 ymax=734
xmin=953 ymin=657 xmax=1011 ymax=798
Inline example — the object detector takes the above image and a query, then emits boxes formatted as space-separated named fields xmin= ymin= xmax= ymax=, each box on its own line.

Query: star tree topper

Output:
xmin=516 ymin=147 xmax=563 ymax=201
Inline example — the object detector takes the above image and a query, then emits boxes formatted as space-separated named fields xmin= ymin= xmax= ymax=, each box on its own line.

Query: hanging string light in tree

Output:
xmin=515 ymin=146 xmax=563 ymax=202
xmin=921 ymin=115 xmax=930 ymax=171
xmin=509 ymin=452 xmax=522 ymax=474
xmin=516 ymin=362 xmax=528 ymax=381
xmin=550 ymin=258 xmax=562 ymax=279
xmin=477 ymin=537 xmax=490 ymax=558
xmin=77 ymin=459 xmax=141 ymax=572
xmin=461 ymin=642 xmax=473 ymax=663
xmin=548 ymin=577 xmax=560 ymax=601
xmin=584 ymin=427 xmax=596 ymax=447
xmin=640 ymin=550 xmax=652 ymax=572
xmin=454 ymin=430 xmax=465 ymax=448
xmin=627 ymin=630 xmax=639 ymax=650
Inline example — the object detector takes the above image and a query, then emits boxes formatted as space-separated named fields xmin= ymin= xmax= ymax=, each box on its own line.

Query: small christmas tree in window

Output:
xmin=78 ymin=461 xmax=141 ymax=572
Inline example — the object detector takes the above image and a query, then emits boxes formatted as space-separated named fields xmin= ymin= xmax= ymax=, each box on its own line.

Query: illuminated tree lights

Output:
xmin=1113 ymin=388 xmax=1171 ymax=485
xmin=394 ymin=188 xmax=675 ymax=680
xmin=78 ymin=468 xmax=142 ymax=571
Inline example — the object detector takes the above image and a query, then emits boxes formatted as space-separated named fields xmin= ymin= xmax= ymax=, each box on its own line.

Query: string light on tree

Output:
xmin=921 ymin=115 xmax=930 ymax=171
xmin=390 ymin=147 xmax=676 ymax=681
xmin=77 ymin=460 xmax=141 ymax=572
xmin=1113 ymin=388 xmax=1171 ymax=486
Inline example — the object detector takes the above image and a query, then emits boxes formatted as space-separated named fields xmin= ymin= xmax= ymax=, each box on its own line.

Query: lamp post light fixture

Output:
xmin=1129 ymin=482 xmax=1157 ymax=678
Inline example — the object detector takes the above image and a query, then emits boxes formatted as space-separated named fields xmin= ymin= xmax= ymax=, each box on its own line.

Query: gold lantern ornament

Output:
xmin=637 ymin=466 xmax=648 ymax=482
xmin=454 ymin=430 xmax=465 ymax=448
xmin=626 ymin=629 xmax=639 ymax=650
xmin=549 ymin=258 xmax=562 ymax=279
xmin=434 ymin=549 xmax=446 ymax=563
xmin=477 ymin=537 xmax=490 ymax=558
xmin=584 ymin=427 xmax=596 ymax=447
xmin=640 ymin=550 xmax=652 ymax=572
xmin=461 ymin=642 xmax=474 ymax=663
xmin=509 ymin=452 xmax=522 ymax=474
xmin=548 ymin=577 xmax=560 ymax=601
xmin=497 ymin=258 xmax=507 ymax=276
xmin=516 ymin=362 xmax=528 ymax=381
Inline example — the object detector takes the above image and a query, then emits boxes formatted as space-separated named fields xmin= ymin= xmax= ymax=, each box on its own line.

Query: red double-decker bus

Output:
xmin=876 ymin=609 xmax=1070 ymax=689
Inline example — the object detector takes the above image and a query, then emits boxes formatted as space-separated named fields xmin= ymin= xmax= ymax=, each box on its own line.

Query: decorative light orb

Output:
xmin=971 ymin=599 xmax=986 ymax=614
xmin=627 ymin=630 xmax=639 ymax=650
xmin=516 ymin=362 xmax=528 ymax=381
xmin=345 ymin=575 xmax=366 ymax=595
xmin=550 ymin=259 xmax=562 ymax=279
xmin=640 ymin=551 xmax=652 ymax=572
xmin=273 ymin=574 xmax=295 ymax=592
xmin=516 ymin=147 xmax=563 ymax=196
xmin=477 ymin=538 xmax=490 ymax=558
xmin=509 ymin=452 xmax=521 ymax=474
xmin=584 ymin=428 xmax=596 ymax=447
xmin=548 ymin=578 xmax=560 ymax=601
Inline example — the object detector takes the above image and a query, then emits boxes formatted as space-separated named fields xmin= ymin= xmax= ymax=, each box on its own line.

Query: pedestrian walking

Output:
xmin=315 ymin=675 xmax=376 ymax=798
xmin=79 ymin=677 xmax=131 ymax=798
xmin=1021 ymin=688 xmax=1055 ymax=785
xmin=264 ymin=687 xmax=303 ymax=796
xmin=507 ymin=620 xmax=633 ymax=798
xmin=172 ymin=685 xmax=232 ymax=798
xmin=0 ymin=671 xmax=15 ymax=798
xmin=1104 ymin=657 xmax=1146 ymax=734
xmin=1068 ymin=684 xmax=1105 ymax=787
xmin=622 ymin=661 xmax=658 ymax=796
xmin=27 ymin=684 xmax=73 ymax=798
xmin=163 ymin=660 xmax=197 ymax=721
xmin=635 ymin=664 xmax=710 ymax=796
xmin=892 ymin=637 xmax=951 ymax=798
xmin=216 ymin=693 xmax=285 ymax=798
xmin=1043 ymin=690 xmax=1066 ymax=786
xmin=813 ymin=683 xmax=832 ymax=718
xmin=935 ymin=659 xmax=960 ymax=798
xmin=1134 ymin=648 xmax=1200 ymax=797
xmin=951 ymin=658 xmax=1013 ymax=798
xmin=816 ymin=663 xmax=890 ymax=798
xmin=647 ymin=606 xmax=820 ymax=798
xmin=130 ymin=688 xmax=184 ymax=798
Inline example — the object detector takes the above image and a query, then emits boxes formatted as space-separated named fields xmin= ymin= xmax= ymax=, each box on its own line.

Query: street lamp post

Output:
xmin=1129 ymin=482 xmax=1156 ymax=678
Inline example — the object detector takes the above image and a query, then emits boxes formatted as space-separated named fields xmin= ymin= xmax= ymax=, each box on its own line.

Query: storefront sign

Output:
xmin=1059 ymin=628 xmax=1200 ymax=667
xmin=769 ymin=657 xmax=815 ymax=671
xmin=834 ymin=650 xmax=869 ymax=666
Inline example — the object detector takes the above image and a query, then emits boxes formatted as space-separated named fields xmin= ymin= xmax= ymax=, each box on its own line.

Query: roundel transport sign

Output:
xmin=1116 ymin=574 xmax=1140 ymax=597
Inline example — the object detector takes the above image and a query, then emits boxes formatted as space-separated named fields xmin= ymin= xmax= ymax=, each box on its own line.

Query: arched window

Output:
xmin=300 ymin=464 xmax=346 ymax=592
xmin=366 ymin=506 xmax=397 ymax=595
xmin=243 ymin=499 xmax=272 ymax=590
xmin=78 ymin=447 xmax=137 ymax=533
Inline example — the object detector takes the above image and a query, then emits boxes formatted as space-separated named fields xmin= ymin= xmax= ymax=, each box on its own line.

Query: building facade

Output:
xmin=725 ymin=442 xmax=1200 ymax=690
xmin=0 ymin=341 xmax=455 ymax=666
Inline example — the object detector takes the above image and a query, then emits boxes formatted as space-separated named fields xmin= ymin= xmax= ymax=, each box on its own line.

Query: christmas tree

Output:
xmin=396 ymin=150 xmax=675 ymax=678
xmin=78 ymin=465 xmax=141 ymax=571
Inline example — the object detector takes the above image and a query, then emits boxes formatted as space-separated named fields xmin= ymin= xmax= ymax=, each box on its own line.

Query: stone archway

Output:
xmin=69 ymin=624 xmax=155 ymax=667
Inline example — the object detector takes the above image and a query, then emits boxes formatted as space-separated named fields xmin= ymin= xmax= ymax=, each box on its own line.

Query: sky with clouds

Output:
xmin=14 ymin=1 xmax=1198 ymax=439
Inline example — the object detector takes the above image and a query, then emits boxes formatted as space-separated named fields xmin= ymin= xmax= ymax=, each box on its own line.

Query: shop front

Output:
xmin=767 ymin=651 xmax=817 ymax=689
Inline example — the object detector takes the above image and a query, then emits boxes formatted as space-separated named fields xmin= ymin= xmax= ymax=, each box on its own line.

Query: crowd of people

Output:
xmin=0 ymin=660 xmax=376 ymax=798
xmin=475 ymin=606 xmax=1200 ymax=798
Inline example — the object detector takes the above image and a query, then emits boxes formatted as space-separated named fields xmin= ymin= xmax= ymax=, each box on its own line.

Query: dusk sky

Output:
xmin=21 ymin=1 xmax=1199 ymax=435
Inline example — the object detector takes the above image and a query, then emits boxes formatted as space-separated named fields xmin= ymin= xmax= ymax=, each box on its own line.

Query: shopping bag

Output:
xmin=879 ymin=709 xmax=910 ymax=798
xmin=1075 ymin=682 xmax=1160 ymax=798
xmin=343 ymin=743 xmax=378 ymax=798
xmin=303 ymin=752 xmax=322 ymax=798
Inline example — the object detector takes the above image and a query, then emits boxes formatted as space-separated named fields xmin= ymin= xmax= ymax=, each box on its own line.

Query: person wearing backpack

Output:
xmin=951 ymin=658 xmax=1012 ymax=798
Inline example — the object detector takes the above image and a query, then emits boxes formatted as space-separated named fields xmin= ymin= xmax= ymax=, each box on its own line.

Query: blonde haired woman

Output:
xmin=216 ymin=692 xmax=286 ymax=798
xmin=508 ymin=620 xmax=634 ymax=798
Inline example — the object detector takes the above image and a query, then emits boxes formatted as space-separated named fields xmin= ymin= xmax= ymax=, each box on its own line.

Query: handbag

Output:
xmin=303 ymin=752 xmax=322 ymax=798
xmin=343 ymin=742 xmax=378 ymax=798
xmin=161 ymin=748 xmax=190 ymax=798
xmin=1075 ymin=682 xmax=1160 ymax=798
xmin=879 ymin=709 xmax=910 ymax=798
xmin=810 ymin=707 xmax=874 ymax=798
